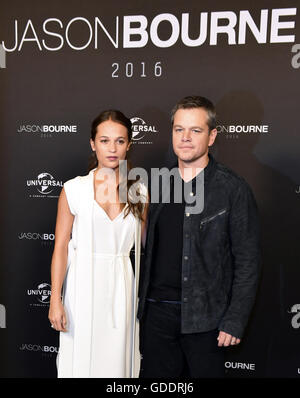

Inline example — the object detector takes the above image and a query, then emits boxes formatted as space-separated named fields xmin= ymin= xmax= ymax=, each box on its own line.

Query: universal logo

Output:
xmin=20 ymin=343 xmax=58 ymax=356
xmin=27 ymin=282 xmax=51 ymax=306
xmin=0 ymin=304 xmax=6 ymax=328
xmin=288 ymin=304 xmax=300 ymax=329
xmin=217 ymin=125 xmax=269 ymax=139
xmin=27 ymin=172 xmax=63 ymax=198
xmin=130 ymin=117 xmax=158 ymax=145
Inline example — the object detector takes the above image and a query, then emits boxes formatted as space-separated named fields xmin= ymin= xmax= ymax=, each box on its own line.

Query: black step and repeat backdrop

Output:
xmin=0 ymin=0 xmax=299 ymax=378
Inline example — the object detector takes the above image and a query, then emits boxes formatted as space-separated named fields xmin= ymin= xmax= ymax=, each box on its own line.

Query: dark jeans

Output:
xmin=139 ymin=300 xmax=225 ymax=378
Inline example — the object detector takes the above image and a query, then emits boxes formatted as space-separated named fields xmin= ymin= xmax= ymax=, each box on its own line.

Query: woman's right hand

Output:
xmin=48 ymin=298 xmax=67 ymax=332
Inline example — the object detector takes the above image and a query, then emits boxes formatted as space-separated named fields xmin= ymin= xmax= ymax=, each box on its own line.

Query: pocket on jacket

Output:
xmin=200 ymin=208 xmax=227 ymax=227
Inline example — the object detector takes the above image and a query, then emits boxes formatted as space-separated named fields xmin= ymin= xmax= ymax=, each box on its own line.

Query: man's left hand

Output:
xmin=217 ymin=331 xmax=241 ymax=347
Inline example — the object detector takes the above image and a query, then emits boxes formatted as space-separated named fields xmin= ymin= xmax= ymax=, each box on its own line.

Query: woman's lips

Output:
xmin=107 ymin=156 xmax=118 ymax=160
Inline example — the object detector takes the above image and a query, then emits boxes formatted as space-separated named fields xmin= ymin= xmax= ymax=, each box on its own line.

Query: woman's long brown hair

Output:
xmin=88 ymin=110 xmax=146 ymax=221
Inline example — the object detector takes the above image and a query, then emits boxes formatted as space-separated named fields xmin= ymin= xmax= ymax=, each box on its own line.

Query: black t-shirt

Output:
xmin=148 ymin=169 xmax=198 ymax=301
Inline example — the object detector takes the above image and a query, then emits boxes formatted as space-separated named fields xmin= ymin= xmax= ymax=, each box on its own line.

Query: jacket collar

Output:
xmin=169 ymin=153 xmax=216 ymax=185
xmin=148 ymin=154 xmax=216 ymax=222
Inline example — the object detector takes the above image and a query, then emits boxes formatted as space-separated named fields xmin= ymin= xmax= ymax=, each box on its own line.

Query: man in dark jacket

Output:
xmin=138 ymin=96 xmax=260 ymax=377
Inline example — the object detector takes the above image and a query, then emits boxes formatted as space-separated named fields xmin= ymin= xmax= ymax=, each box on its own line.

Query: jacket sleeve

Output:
xmin=218 ymin=179 xmax=261 ymax=339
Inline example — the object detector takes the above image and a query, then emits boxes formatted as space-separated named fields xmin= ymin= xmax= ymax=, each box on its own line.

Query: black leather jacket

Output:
xmin=138 ymin=154 xmax=261 ymax=339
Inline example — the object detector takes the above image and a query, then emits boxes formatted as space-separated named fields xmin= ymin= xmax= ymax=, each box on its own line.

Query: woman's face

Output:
xmin=90 ymin=119 xmax=131 ymax=170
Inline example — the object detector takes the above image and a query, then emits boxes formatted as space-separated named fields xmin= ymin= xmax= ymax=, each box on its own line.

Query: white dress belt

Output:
xmin=92 ymin=252 xmax=130 ymax=328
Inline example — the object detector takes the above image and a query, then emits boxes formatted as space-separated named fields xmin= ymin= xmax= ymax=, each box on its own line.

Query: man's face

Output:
xmin=172 ymin=108 xmax=217 ymax=165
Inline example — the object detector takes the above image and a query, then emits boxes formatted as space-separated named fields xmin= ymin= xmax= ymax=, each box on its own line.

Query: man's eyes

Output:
xmin=174 ymin=129 xmax=202 ymax=133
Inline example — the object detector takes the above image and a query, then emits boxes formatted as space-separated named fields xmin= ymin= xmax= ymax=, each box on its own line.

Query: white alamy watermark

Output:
xmin=289 ymin=304 xmax=300 ymax=329
xmin=94 ymin=160 xmax=204 ymax=215
xmin=0 ymin=44 xmax=6 ymax=68
xmin=0 ymin=304 xmax=6 ymax=328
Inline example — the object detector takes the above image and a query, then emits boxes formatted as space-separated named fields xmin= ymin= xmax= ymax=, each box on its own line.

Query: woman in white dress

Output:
xmin=48 ymin=110 xmax=148 ymax=378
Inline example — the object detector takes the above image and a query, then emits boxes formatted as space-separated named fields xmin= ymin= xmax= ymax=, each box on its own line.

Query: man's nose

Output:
xmin=181 ymin=130 xmax=192 ymax=141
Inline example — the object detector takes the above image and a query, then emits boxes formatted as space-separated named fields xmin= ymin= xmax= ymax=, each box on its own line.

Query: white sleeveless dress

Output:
xmin=57 ymin=170 xmax=145 ymax=378
xmin=59 ymin=200 xmax=136 ymax=378
xmin=90 ymin=201 xmax=135 ymax=377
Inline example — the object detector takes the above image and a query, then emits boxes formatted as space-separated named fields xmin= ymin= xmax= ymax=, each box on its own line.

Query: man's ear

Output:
xmin=208 ymin=128 xmax=218 ymax=147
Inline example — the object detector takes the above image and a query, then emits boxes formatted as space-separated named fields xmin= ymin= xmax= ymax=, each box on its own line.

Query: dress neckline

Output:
xmin=93 ymin=199 xmax=126 ymax=222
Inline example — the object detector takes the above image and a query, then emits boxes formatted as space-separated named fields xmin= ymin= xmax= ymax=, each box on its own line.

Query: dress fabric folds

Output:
xmin=56 ymin=169 xmax=143 ymax=378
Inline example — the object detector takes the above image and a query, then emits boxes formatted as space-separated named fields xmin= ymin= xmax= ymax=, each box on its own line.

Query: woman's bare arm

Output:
xmin=48 ymin=187 xmax=74 ymax=331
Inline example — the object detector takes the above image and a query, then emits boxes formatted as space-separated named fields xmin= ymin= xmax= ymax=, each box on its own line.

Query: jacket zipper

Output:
xmin=200 ymin=209 xmax=227 ymax=226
